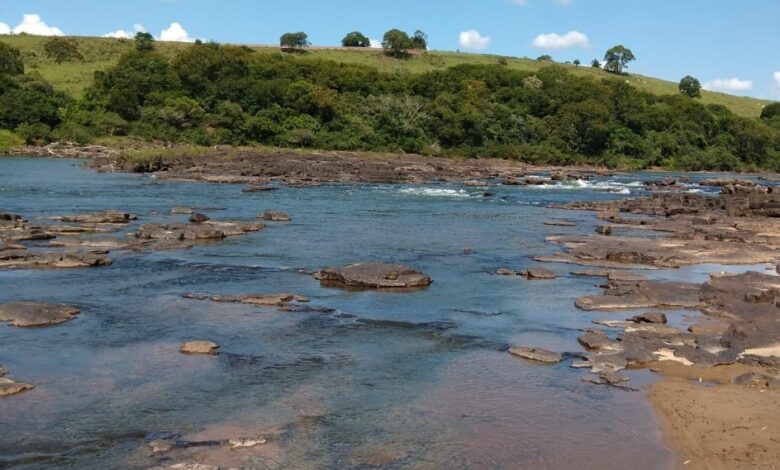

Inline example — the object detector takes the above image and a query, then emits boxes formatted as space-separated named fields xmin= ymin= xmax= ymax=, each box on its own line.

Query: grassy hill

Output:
xmin=0 ymin=34 xmax=772 ymax=118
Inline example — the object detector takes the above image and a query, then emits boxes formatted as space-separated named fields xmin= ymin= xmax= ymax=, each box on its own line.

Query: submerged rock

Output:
xmin=315 ymin=263 xmax=432 ymax=289
xmin=45 ymin=210 xmax=136 ymax=224
xmin=259 ymin=211 xmax=291 ymax=222
xmin=495 ymin=268 xmax=518 ymax=276
xmin=180 ymin=341 xmax=220 ymax=355
xmin=184 ymin=293 xmax=309 ymax=307
xmin=508 ymin=347 xmax=563 ymax=364
xmin=521 ymin=267 xmax=558 ymax=280
xmin=0 ymin=301 xmax=80 ymax=327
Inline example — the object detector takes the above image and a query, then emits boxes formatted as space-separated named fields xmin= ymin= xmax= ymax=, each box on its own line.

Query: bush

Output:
xmin=0 ymin=129 xmax=23 ymax=151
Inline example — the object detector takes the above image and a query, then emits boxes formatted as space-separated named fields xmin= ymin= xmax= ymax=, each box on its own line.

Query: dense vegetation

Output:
xmin=0 ymin=36 xmax=779 ymax=170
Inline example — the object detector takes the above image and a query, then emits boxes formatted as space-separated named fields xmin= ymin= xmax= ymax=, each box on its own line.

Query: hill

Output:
xmin=0 ymin=34 xmax=770 ymax=118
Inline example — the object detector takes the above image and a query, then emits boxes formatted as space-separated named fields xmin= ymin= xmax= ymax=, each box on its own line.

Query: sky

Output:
xmin=1 ymin=0 xmax=778 ymax=100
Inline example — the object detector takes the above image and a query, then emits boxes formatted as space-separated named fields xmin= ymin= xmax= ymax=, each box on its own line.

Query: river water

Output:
xmin=1 ymin=157 xmax=761 ymax=469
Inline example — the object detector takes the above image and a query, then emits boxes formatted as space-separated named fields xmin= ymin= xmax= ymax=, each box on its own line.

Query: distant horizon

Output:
xmin=0 ymin=0 xmax=778 ymax=100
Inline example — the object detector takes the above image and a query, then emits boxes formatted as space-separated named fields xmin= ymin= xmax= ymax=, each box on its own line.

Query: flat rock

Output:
xmin=575 ymin=281 xmax=702 ymax=311
xmin=315 ymin=263 xmax=432 ymax=289
xmin=578 ymin=330 xmax=622 ymax=352
xmin=629 ymin=312 xmax=668 ymax=324
xmin=508 ymin=347 xmax=563 ymax=364
xmin=189 ymin=213 xmax=210 ymax=223
xmin=46 ymin=210 xmax=136 ymax=224
xmin=259 ymin=211 xmax=291 ymax=222
xmin=228 ymin=437 xmax=267 ymax=449
xmin=0 ymin=377 xmax=34 ymax=397
xmin=0 ymin=301 xmax=80 ymax=327
xmin=184 ymin=293 xmax=309 ymax=307
xmin=0 ymin=251 xmax=112 ymax=269
xmin=523 ymin=267 xmax=558 ymax=280
xmin=180 ymin=341 xmax=220 ymax=355
xmin=544 ymin=220 xmax=576 ymax=227
xmin=495 ymin=268 xmax=518 ymax=276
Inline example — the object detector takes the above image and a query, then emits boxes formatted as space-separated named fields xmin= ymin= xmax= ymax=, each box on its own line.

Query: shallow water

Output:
xmin=0 ymin=158 xmax=749 ymax=469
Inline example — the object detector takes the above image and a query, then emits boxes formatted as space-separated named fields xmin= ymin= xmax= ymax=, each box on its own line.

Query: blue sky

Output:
xmin=1 ymin=0 xmax=778 ymax=99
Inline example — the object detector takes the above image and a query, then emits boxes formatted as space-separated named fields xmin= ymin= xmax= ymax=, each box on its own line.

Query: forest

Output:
xmin=1 ymin=36 xmax=779 ymax=171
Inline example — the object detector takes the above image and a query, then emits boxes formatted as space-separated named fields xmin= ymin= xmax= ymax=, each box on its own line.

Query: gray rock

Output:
xmin=508 ymin=347 xmax=563 ymax=364
xmin=188 ymin=213 xmax=210 ymax=223
xmin=523 ymin=267 xmax=558 ymax=280
xmin=260 ymin=211 xmax=291 ymax=222
xmin=629 ymin=312 xmax=668 ymax=324
xmin=578 ymin=330 xmax=621 ymax=352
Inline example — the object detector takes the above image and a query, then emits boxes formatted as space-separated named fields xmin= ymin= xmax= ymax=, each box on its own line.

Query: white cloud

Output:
xmin=774 ymin=71 xmax=780 ymax=88
xmin=103 ymin=24 xmax=145 ymax=39
xmin=160 ymin=22 xmax=194 ymax=42
xmin=11 ymin=14 xmax=64 ymax=36
xmin=702 ymin=78 xmax=753 ymax=92
xmin=369 ymin=38 xmax=382 ymax=49
xmin=459 ymin=30 xmax=491 ymax=50
xmin=0 ymin=22 xmax=10 ymax=35
xmin=532 ymin=30 xmax=589 ymax=49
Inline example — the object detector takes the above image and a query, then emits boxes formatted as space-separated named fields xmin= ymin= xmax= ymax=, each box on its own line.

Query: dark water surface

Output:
xmin=2 ymin=157 xmax=750 ymax=469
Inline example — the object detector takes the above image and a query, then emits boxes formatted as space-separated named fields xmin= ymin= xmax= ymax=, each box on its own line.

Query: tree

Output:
xmin=761 ymin=102 xmax=780 ymax=121
xmin=43 ymin=38 xmax=83 ymax=64
xmin=382 ymin=29 xmax=412 ymax=58
xmin=679 ymin=75 xmax=702 ymax=98
xmin=573 ymin=59 xmax=581 ymax=67
xmin=603 ymin=45 xmax=635 ymax=74
xmin=410 ymin=30 xmax=428 ymax=50
xmin=280 ymin=32 xmax=310 ymax=53
xmin=134 ymin=32 xmax=155 ymax=52
xmin=0 ymin=42 xmax=24 ymax=75
xmin=342 ymin=31 xmax=371 ymax=48
xmin=591 ymin=59 xmax=601 ymax=68
xmin=536 ymin=55 xmax=552 ymax=62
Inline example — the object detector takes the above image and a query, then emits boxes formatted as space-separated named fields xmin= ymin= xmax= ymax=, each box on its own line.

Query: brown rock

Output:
xmin=47 ymin=210 xmax=136 ymax=224
xmin=0 ymin=302 xmax=80 ymax=327
xmin=180 ymin=341 xmax=220 ymax=355
xmin=508 ymin=347 xmax=563 ymax=364
xmin=495 ymin=268 xmax=517 ymax=276
xmin=260 ymin=211 xmax=291 ymax=222
xmin=0 ymin=377 xmax=34 ymax=397
xmin=629 ymin=312 xmax=668 ymax=324
xmin=523 ymin=267 xmax=558 ymax=280
xmin=315 ymin=263 xmax=432 ymax=289
xmin=188 ymin=213 xmax=210 ymax=223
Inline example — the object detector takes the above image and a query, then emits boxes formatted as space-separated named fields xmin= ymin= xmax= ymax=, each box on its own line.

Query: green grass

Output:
xmin=0 ymin=34 xmax=771 ymax=117
xmin=0 ymin=129 xmax=23 ymax=151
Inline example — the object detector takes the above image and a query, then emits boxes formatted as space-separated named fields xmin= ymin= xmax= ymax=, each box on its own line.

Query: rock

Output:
xmin=259 ymin=211 xmax=291 ymax=222
xmin=0 ymin=365 xmax=6 ymax=377
xmin=185 ymin=293 xmax=309 ymax=307
xmin=688 ymin=322 xmax=731 ymax=336
xmin=578 ymin=330 xmax=621 ymax=352
xmin=135 ymin=223 xmax=225 ymax=240
xmin=242 ymin=185 xmax=276 ymax=192
xmin=495 ymin=268 xmax=517 ymax=276
xmin=171 ymin=207 xmax=193 ymax=214
xmin=0 ymin=302 xmax=80 ymax=327
xmin=315 ymin=263 xmax=432 ymax=289
xmin=544 ymin=220 xmax=576 ymax=227
xmin=188 ymin=213 xmax=210 ymax=223
xmin=0 ymin=377 xmax=34 ymax=397
xmin=607 ymin=271 xmax=648 ymax=282
xmin=228 ymin=437 xmax=267 ymax=449
xmin=148 ymin=439 xmax=174 ymax=453
xmin=629 ymin=312 xmax=668 ymax=324
xmin=161 ymin=464 xmax=219 ymax=470
xmin=575 ymin=281 xmax=702 ymax=311
xmin=0 ymin=252 xmax=112 ymax=269
xmin=46 ymin=210 xmax=136 ymax=224
xmin=522 ymin=267 xmax=557 ymax=280
xmin=508 ymin=347 xmax=563 ymax=364
xmin=180 ymin=341 xmax=220 ymax=355
xmin=732 ymin=372 xmax=780 ymax=388
xmin=595 ymin=225 xmax=613 ymax=236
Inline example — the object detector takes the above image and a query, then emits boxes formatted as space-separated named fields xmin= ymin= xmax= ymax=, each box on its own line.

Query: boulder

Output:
xmin=508 ymin=347 xmax=563 ymax=364
xmin=188 ymin=213 xmax=210 ymax=223
xmin=180 ymin=341 xmax=220 ymax=355
xmin=259 ymin=211 xmax=291 ymax=222
xmin=315 ymin=263 xmax=432 ymax=289
xmin=0 ymin=302 xmax=80 ymax=327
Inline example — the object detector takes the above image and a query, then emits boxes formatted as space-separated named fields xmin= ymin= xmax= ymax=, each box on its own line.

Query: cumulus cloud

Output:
xmin=369 ymin=38 xmax=382 ymax=49
xmin=9 ymin=14 xmax=64 ymax=36
xmin=103 ymin=23 xmax=145 ymax=39
xmin=0 ymin=22 xmax=10 ymax=35
xmin=532 ymin=31 xmax=589 ymax=49
xmin=459 ymin=30 xmax=491 ymax=50
xmin=774 ymin=71 xmax=780 ymax=88
xmin=702 ymin=78 xmax=753 ymax=92
xmin=160 ymin=22 xmax=194 ymax=42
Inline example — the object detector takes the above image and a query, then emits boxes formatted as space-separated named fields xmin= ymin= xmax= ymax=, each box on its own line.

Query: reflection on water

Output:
xmin=0 ymin=158 xmax=683 ymax=469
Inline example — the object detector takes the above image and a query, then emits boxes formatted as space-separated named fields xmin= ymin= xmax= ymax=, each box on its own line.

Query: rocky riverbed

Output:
xmin=2 ymin=154 xmax=779 ymax=469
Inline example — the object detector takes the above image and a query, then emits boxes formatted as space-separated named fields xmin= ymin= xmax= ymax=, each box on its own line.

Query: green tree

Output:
xmin=382 ymin=29 xmax=412 ymax=58
xmin=410 ymin=30 xmax=428 ymax=50
xmin=536 ymin=55 xmax=552 ymax=62
xmin=0 ymin=42 xmax=24 ymax=75
xmin=604 ymin=45 xmax=635 ymax=74
xmin=280 ymin=32 xmax=310 ymax=53
xmin=760 ymin=102 xmax=780 ymax=129
xmin=591 ymin=59 xmax=601 ymax=68
xmin=134 ymin=32 xmax=155 ymax=52
xmin=43 ymin=38 xmax=84 ymax=64
xmin=678 ymin=75 xmax=702 ymax=98
xmin=573 ymin=59 xmax=581 ymax=67
xmin=341 ymin=31 xmax=371 ymax=48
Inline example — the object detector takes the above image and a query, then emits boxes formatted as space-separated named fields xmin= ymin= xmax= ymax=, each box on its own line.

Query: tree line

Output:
xmin=0 ymin=36 xmax=778 ymax=171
